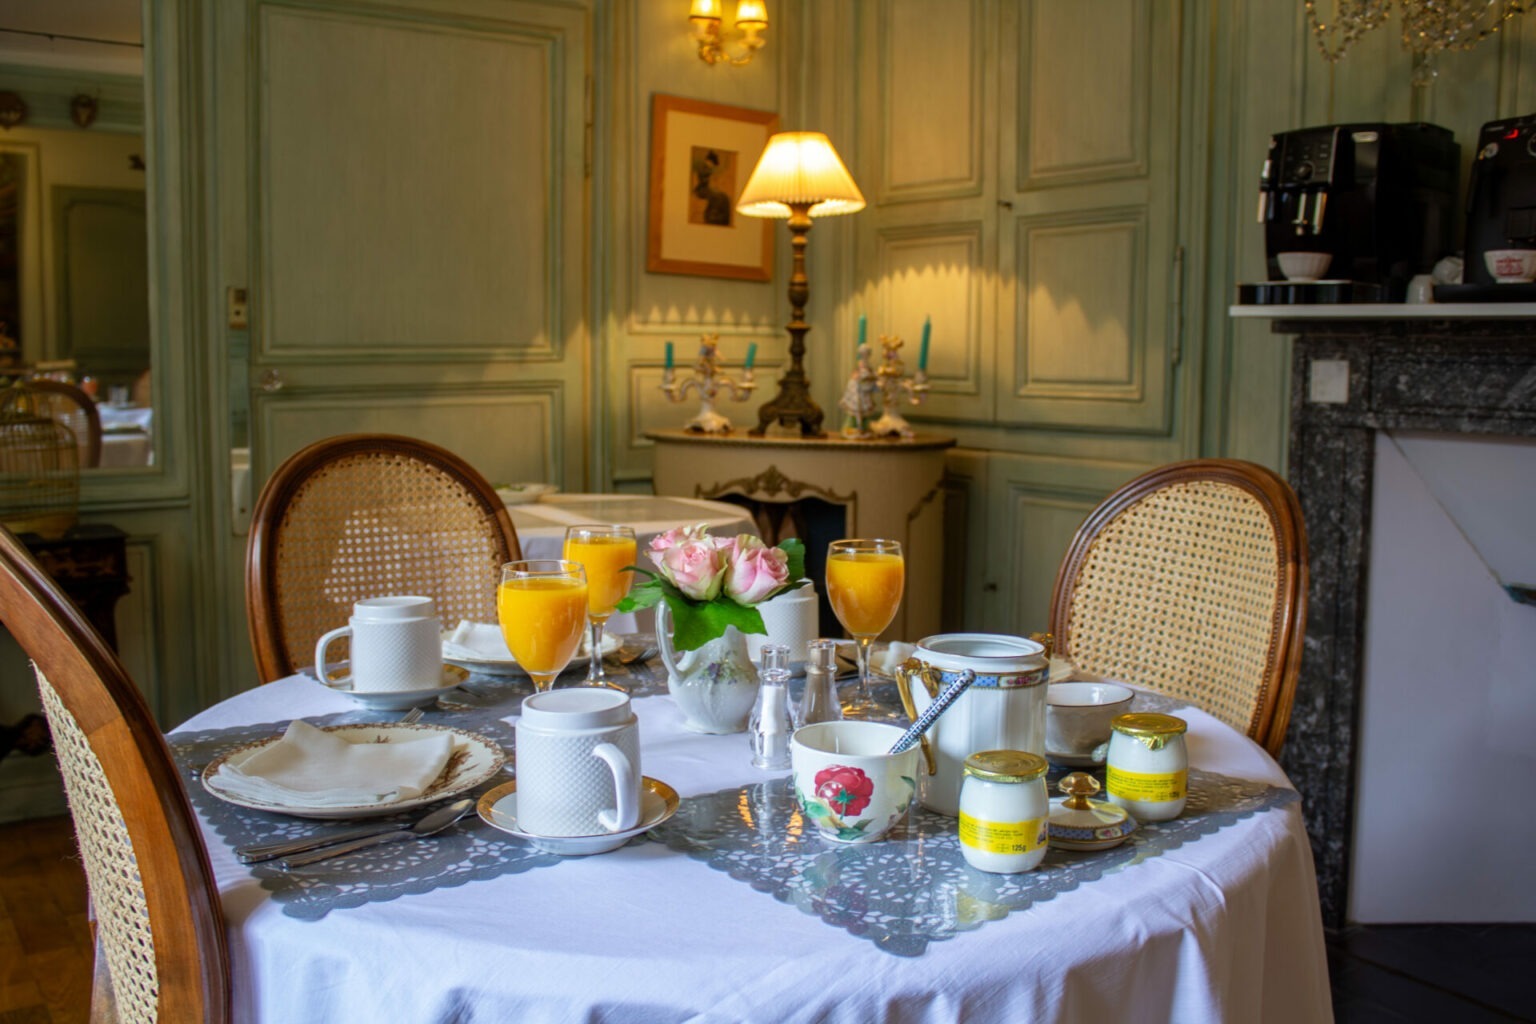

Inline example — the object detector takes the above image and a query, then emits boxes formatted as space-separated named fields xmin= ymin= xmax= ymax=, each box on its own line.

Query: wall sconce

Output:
xmin=690 ymin=0 xmax=768 ymax=67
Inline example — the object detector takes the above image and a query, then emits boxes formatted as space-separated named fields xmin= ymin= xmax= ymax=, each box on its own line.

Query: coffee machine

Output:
xmin=1452 ymin=112 xmax=1536 ymax=293
xmin=1240 ymin=122 xmax=1459 ymax=303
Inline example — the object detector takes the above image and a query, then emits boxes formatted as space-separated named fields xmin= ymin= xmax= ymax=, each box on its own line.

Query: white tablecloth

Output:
xmin=179 ymin=680 xmax=1332 ymax=1023
xmin=508 ymin=494 xmax=758 ymax=636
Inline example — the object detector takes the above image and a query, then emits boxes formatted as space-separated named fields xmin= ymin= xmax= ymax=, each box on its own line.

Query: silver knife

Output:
xmin=276 ymin=799 xmax=474 ymax=869
xmin=237 ymin=797 xmax=472 ymax=864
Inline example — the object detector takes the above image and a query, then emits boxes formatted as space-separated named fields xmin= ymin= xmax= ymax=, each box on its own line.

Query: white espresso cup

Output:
xmin=314 ymin=596 xmax=443 ymax=693
xmin=515 ymin=689 xmax=641 ymax=837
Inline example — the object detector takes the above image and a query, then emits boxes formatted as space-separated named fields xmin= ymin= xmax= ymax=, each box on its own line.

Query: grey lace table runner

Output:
xmin=167 ymin=654 xmax=1199 ymax=927
xmin=650 ymin=768 xmax=1297 ymax=957
xmin=167 ymin=652 xmax=671 ymax=921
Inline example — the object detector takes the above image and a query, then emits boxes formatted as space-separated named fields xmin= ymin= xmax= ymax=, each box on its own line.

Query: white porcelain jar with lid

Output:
xmin=1105 ymin=713 xmax=1188 ymax=822
xmin=957 ymin=750 xmax=1050 ymax=873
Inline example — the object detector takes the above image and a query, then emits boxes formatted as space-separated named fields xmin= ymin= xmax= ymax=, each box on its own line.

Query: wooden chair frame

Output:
xmin=0 ymin=526 xmax=229 ymax=1022
xmin=11 ymin=378 xmax=103 ymax=468
xmin=1048 ymin=459 xmax=1308 ymax=757
xmin=245 ymin=433 xmax=520 ymax=682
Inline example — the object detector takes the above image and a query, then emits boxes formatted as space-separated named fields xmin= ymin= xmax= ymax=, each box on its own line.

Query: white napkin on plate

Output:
xmin=442 ymin=620 xmax=516 ymax=663
xmin=210 ymin=720 xmax=456 ymax=808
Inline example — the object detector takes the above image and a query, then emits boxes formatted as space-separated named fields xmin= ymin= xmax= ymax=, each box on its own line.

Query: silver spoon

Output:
xmin=888 ymin=669 xmax=977 ymax=754
xmin=264 ymin=798 xmax=475 ymax=869
xmin=234 ymin=795 xmax=472 ymax=864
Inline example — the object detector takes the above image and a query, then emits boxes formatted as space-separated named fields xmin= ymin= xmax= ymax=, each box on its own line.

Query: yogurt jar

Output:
xmin=1105 ymin=713 xmax=1188 ymax=822
xmin=958 ymin=750 xmax=1049 ymax=873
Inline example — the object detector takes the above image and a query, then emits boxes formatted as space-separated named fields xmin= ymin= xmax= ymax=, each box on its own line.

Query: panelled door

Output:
xmin=217 ymin=0 xmax=592 ymax=488
xmin=995 ymin=0 xmax=1180 ymax=433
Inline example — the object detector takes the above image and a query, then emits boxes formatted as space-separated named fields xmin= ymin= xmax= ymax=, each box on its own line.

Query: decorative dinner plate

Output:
xmin=441 ymin=631 xmax=619 ymax=677
xmin=476 ymin=777 xmax=679 ymax=855
xmin=201 ymin=723 xmax=506 ymax=820
xmin=312 ymin=664 xmax=471 ymax=710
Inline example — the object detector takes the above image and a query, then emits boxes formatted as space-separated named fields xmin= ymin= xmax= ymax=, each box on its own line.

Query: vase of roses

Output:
xmin=619 ymin=525 xmax=806 ymax=734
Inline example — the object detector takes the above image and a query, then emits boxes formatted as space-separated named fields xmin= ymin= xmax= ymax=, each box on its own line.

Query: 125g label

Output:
xmin=1106 ymin=765 xmax=1187 ymax=803
xmin=958 ymin=814 xmax=1047 ymax=854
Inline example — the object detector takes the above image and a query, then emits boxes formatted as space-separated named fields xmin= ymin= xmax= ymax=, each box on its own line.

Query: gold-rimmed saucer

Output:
xmin=477 ymin=777 xmax=679 ymax=856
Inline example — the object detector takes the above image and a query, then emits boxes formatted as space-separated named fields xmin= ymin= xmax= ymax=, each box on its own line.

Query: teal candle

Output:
xmin=745 ymin=342 xmax=757 ymax=369
xmin=857 ymin=314 xmax=867 ymax=350
xmin=918 ymin=317 xmax=931 ymax=371
xmin=665 ymin=341 xmax=674 ymax=369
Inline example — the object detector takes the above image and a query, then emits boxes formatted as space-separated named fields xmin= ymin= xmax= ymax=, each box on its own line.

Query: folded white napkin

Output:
xmin=210 ymin=720 xmax=456 ymax=808
xmin=876 ymin=642 xmax=917 ymax=676
xmin=442 ymin=620 xmax=516 ymax=663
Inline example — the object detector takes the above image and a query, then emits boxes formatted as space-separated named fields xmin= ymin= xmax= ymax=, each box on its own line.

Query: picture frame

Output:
xmin=647 ymin=94 xmax=778 ymax=282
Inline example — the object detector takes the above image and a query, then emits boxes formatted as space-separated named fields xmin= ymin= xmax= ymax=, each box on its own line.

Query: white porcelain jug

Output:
xmin=894 ymin=633 xmax=1049 ymax=816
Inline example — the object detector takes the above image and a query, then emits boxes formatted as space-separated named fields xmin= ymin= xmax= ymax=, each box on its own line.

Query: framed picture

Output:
xmin=647 ymin=94 xmax=778 ymax=282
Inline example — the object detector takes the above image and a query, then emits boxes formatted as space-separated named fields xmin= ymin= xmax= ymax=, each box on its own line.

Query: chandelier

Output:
xmin=1304 ymin=0 xmax=1528 ymax=83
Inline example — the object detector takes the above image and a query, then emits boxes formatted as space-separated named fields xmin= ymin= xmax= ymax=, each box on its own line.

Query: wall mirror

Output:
xmin=0 ymin=3 xmax=151 ymax=472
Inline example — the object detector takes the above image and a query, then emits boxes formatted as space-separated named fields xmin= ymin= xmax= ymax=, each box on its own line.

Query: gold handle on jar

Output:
xmin=893 ymin=657 xmax=939 ymax=777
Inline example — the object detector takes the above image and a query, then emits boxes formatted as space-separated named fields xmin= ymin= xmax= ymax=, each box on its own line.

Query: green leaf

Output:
xmin=664 ymin=593 xmax=766 ymax=651
xmin=778 ymin=537 xmax=806 ymax=583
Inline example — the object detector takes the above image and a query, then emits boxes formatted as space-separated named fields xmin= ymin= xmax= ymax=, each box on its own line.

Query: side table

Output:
xmin=646 ymin=430 xmax=955 ymax=641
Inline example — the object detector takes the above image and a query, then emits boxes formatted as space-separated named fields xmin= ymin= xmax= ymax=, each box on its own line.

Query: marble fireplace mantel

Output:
xmin=1261 ymin=312 xmax=1536 ymax=927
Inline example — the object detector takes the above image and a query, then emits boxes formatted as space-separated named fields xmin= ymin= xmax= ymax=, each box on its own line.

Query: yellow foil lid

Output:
xmin=962 ymin=750 xmax=1048 ymax=783
xmin=1111 ymin=712 xmax=1188 ymax=738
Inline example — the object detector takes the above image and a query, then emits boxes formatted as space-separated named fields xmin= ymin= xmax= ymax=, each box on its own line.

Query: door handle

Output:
xmin=260 ymin=369 xmax=285 ymax=392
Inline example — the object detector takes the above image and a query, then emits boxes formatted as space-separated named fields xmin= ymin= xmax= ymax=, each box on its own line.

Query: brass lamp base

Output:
xmin=750 ymin=323 xmax=823 ymax=436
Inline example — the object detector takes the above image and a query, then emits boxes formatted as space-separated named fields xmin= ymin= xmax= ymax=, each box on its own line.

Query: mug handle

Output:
xmin=893 ymin=658 xmax=939 ymax=778
xmin=593 ymin=742 xmax=641 ymax=832
xmin=313 ymin=626 xmax=352 ymax=687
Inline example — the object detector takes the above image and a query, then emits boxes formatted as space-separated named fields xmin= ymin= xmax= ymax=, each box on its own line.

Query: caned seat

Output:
xmin=245 ymin=434 xmax=521 ymax=682
xmin=0 ymin=525 xmax=230 ymax=1022
xmin=1048 ymin=459 xmax=1308 ymax=757
xmin=14 ymin=379 xmax=102 ymax=468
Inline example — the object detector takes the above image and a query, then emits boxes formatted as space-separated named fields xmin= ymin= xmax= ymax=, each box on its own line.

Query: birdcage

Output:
xmin=0 ymin=382 xmax=80 ymax=538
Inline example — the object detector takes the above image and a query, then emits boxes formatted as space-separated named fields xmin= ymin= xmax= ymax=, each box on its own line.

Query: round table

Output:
xmin=174 ymin=677 xmax=1331 ymax=1023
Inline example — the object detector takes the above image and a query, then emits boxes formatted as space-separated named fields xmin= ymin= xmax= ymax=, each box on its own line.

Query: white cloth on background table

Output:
xmin=208 ymin=719 xmax=454 ymax=808
xmin=178 ymin=676 xmax=1334 ymax=1024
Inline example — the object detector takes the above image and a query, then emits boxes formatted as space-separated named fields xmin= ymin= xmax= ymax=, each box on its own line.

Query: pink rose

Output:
xmin=722 ymin=535 xmax=789 ymax=606
xmin=649 ymin=523 xmax=709 ymax=554
xmin=651 ymin=537 xmax=725 ymax=601
xmin=814 ymin=765 xmax=874 ymax=817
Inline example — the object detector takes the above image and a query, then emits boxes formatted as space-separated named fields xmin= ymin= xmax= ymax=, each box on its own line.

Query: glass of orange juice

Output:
xmin=826 ymin=539 xmax=905 ymax=714
xmin=562 ymin=525 xmax=637 ymax=688
xmin=498 ymin=560 xmax=589 ymax=693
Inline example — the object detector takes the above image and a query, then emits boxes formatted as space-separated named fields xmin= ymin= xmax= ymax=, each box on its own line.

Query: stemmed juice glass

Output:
xmin=562 ymin=524 xmax=637 ymax=688
xmin=825 ymin=539 xmax=905 ymax=715
xmin=497 ymin=560 xmax=589 ymax=693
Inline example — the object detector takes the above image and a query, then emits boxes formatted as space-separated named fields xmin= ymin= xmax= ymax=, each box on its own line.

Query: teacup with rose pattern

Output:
xmin=791 ymin=721 xmax=919 ymax=844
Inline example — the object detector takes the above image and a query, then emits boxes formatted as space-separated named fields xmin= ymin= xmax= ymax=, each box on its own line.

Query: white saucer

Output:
xmin=441 ymin=632 xmax=619 ymax=677
xmin=314 ymin=664 xmax=471 ymax=710
xmin=1046 ymin=749 xmax=1107 ymax=768
xmin=476 ymin=777 xmax=679 ymax=855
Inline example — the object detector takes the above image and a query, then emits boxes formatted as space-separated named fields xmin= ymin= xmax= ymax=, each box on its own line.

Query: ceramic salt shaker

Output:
xmin=749 ymin=644 xmax=794 ymax=769
xmin=957 ymin=750 xmax=1050 ymax=874
xmin=1105 ymin=713 xmax=1188 ymax=821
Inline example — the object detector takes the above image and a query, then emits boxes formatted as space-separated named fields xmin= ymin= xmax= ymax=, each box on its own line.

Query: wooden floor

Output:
xmin=4 ymin=815 xmax=1536 ymax=1023
xmin=0 ymin=817 xmax=92 ymax=1024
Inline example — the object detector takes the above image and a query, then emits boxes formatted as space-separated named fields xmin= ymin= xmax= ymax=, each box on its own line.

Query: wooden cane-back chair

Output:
xmin=0 ymin=526 xmax=229 ymax=1022
xmin=19 ymin=379 xmax=103 ymax=468
xmin=1048 ymin=459 xmax=1308 ymax=757
xmin=245 ymin=433 xmax=521 ymax=682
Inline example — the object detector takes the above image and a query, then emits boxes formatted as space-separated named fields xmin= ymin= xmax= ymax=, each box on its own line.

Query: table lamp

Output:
xmin=736 ymin=132 xmax=865 ymax=436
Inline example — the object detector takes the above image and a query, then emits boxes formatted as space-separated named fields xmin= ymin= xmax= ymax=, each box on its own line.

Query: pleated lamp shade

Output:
xmin=736 ymin=132 xmax=866 ymax=219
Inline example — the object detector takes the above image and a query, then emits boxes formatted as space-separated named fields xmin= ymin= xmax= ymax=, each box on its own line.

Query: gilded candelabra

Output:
xmin=866 ymin=336 xmax=929 ymax=439
xmin=660 ymin=335 xmax=757 ymax=434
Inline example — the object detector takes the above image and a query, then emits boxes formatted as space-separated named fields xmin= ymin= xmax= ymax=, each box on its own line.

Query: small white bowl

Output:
xmin=1277 ymin=251 xmax=1333 ymax=282
xmin=1046 ymin=680 xmax=1134 ymax=762
xmin=1485 ymin=249 xmax=1536 ymax=284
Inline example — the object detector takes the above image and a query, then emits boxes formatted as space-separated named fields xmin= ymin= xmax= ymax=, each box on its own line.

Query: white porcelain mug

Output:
xmin=515 ymin=689 xmax=641 ymax=837
xmin=894 ymin=633 xmax=1049 ymax=816
xmin=314 ymin=596 xmax=443 ymax=693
